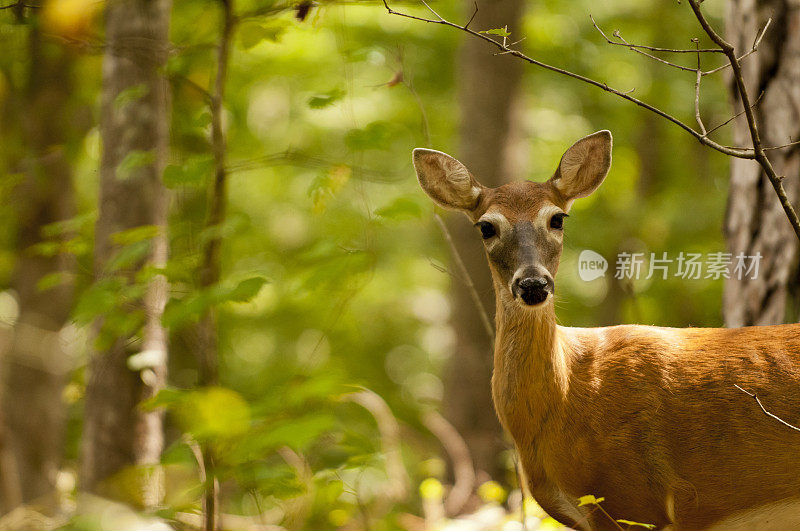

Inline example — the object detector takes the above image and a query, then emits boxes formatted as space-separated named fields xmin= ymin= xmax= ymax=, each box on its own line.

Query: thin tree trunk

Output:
xmin=443 ymin=0 xmax=524 ymax=481
xmin=80 ymin=0 xmax=171 ymax=506
xmin=0 ymin=22 xmax=75 ymax=513
xmin=723 ymin=0 xmax=800 ymax=326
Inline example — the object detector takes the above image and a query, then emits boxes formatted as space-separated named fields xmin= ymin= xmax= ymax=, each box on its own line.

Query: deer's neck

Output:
xmin=492 ymin=293 xmax=571 ymax=446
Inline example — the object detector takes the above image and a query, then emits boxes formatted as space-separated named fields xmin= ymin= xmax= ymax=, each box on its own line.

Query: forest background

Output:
xmin=1 ymin=0 xmax=798 ymax=528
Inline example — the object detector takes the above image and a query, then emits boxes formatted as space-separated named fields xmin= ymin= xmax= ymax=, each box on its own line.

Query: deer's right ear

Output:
xmin=413 ymin=148 xmax=484 ymax=212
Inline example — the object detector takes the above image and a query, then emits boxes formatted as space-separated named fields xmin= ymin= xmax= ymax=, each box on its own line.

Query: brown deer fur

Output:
xmin=413 ymin=131 xmax=800 ymax=530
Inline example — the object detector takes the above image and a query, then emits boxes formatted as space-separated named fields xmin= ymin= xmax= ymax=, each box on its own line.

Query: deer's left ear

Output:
xmin=549 ymin=130 xmax=612 ymax=205
xmin=413 ymin=148 xmax=485 ymax=213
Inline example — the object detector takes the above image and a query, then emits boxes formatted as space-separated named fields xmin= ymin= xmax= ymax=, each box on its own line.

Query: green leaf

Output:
xmin=258 ymin=413 xmax=337 ymax=451
xmin=111 ymin=225 xmax=160 ymax=246
xmin=479 ymin=27 xmax=510 ymax=37
xmin=73 ymin=279 xmax=124 ymax=324
xmin=239 ymin=20 xmax=288 ymax=49
xmin=308 ymin=88 xmax=345 ymax=109
xmin=344 ymin=122 xmax=392 ymax=152
xmin=41 ymin=212 xmax=95 ymax=238
xmin=163 ymin=157 xmax=212 ymax=188
xmin=28 ymin=241 xmax=60 ymax=257
xmin=116 ymin=150 xmax=155 ymax=180
xmin=577 ymin=494 xmax=605 ymax=506
xmin=374 ymin=196 xmax=422 ymax=220
xmin=104 ymin=240 xmax=152 ymax=272
xmin=114 ymin=83 xmax=149 ymax=110
xmin=36 ymin=271 xmax=72 ymax=292
xmin=162 ymin=275 xmax=268 ymax=328
xmin=226 ymin=276 xmax=268 ymax=303
xmin=141 ymin=387 xmax=186 ymax=411
xmin=175 ymin=387 xmax=251 ymax=440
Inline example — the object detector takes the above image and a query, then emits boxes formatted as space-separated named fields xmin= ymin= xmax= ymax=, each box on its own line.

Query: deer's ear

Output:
xmin=549 ymin=130 xmax=612 ymax=204
xmin=413 ymin=148 xmax=485 ymax=212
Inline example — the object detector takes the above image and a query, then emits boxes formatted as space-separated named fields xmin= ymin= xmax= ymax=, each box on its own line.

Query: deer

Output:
xmin=412 ymin=130 xmax=800 ymax=530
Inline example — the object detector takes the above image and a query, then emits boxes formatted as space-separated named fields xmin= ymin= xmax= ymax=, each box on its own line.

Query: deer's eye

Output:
xmin=549 ymin=213 xmax=567 ymax=230
xmin=476 ymin=221 xmax=496 ymax=239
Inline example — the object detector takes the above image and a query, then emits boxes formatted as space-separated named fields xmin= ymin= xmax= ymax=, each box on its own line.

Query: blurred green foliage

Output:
xmin=0 ymin=0 xmax=735 ymax=527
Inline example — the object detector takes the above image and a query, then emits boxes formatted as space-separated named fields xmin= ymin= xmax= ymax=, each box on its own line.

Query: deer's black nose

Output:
xmin=513 ymin=276 xmax=552 ymax=306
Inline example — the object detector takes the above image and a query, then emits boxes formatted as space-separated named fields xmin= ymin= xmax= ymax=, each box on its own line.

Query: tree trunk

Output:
xmin=723 ymin=0 xmax=800 ymax=326
xmin=443 ymin=0 xmax=524 ymax=481
xmin=0 ymin=23 xmax=75 ymax=513
xmin=80 ymin=0 xmax=171 ymax=506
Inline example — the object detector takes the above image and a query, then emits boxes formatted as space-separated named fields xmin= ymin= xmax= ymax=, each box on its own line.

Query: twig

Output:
xmin=734 ymin=384 xmax=800 ymax=433
xmin=464 ymin=1 xmax=477 ymax=30
xmin=590 ymin=17 xmax=723 ymax=54
xmin=0 ymin=1 xmax=36 ymax=9
xmin=433 ymin=213 xmax=495 ymax=343
xmin=184 ymin=437 xmax=220 ymax=531
xmin=762 ymin=139 xmax=800 ymax=152
xmin=700 ymin=17 xmax=771 ymax=76
xmin=277 ymin=447 xmax=314 ymax=527
xmin=514 ymin=454 xmax=526 ymax=530
xmin=422 ymin=410 xmax=476 ymax=516
xmin=596 ymin=504 xmax=626 ymax=530
xmin=704 ymin=91 xmax=764 ymax=137
xmin=590 ymin=18 xmax=697 ymax=73
xmin=693 ymin=40 xmax=706 ymax=136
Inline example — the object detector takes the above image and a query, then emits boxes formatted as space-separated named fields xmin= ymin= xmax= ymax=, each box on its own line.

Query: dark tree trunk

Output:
xmin=723 ymin=0 xmax=800 ymax=326
xmin=80 ymin=0 xmax=171 ymax=506
xmin=0 ymin=23 xmax=75 ymax=513
xmin=443 ymin=0 xmax=525 ymax=481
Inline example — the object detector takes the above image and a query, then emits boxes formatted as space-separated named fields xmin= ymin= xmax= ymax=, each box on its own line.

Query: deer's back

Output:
xmin=532 ymin=323 xmax=800 ymax=529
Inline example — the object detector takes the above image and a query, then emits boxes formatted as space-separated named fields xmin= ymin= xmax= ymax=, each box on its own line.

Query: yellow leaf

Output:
xmin=478 ymin=480 xmax=507 ymax=503
xmin=419 ymin=477 xmax=444 ymax=501
xmin=616 ymin=519 xmax=656 ymax=529
xmin=328 ymin=509 xmax=350 ymax=527
xmin=42 ymin=0 xmax=103 ymax=38
xmin=577 ymin=494 xmax=605 ymax=506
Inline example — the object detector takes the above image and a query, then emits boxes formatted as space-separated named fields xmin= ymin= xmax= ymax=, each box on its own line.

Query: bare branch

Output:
xmin=590 ymin=17 xmax=697 ymax=73
xmin=692 ymin=40 xmax=707 ymax=136
xmin=422 ymin=410 xmax=475 ymax=516
xmin=734 ymin=384 xmax=800 ymax=433
xmin=589 ymin=16 xmax=723 ymax=53
xmin=701 ymin=18 xmax=770 ymax=76
xmin=385 ymin=0 xmax=800 ymax=239
xmin=464 ymin=1 xmax=478 ymax=30
xmin=688 ymin=0 xmax=800 ymax=241
xmin=344 ymin=390 xmax=410 ymax=504
xmin=763 ymin=139 xmax=800 ymax=152
xmin=383 ymin=0 xmax=756 ymax=159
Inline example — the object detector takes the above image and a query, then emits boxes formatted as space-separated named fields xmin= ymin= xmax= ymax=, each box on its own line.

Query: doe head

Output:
xmin=413 ymin=130 xmax=612 ymax=308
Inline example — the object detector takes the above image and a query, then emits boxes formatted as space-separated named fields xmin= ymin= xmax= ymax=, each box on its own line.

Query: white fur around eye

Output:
xmin=537 ymin=205 xmax=566 ymax=230
xmin=477 ymin=211 xmax=511 ymax=250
